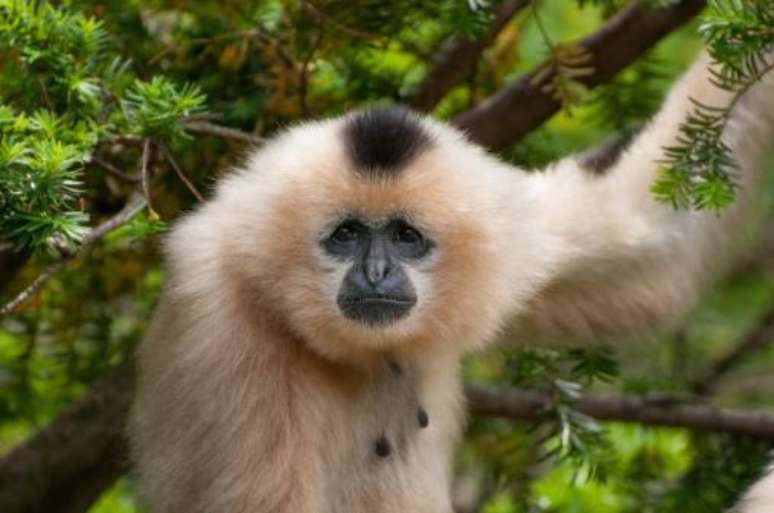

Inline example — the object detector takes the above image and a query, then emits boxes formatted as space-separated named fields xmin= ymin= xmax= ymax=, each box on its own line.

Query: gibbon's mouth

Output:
xmin=341 ymin=294 xmax=415 ymax=305
xmin=338 ymin=294 xmax=417 ymax=326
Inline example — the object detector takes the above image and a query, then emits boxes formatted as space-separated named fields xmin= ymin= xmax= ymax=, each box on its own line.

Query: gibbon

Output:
xmin=130 ymin=50 xmax=774 ymax=513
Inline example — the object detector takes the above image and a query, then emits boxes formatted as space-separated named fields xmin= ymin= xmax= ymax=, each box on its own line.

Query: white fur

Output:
xmin=130 ymin=51 xmax=774 ymax=513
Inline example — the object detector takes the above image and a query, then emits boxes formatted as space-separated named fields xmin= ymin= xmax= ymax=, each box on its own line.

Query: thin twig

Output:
xmin=36 ymin=75 xmax=53 ymax=111
xmin=102 ymin=133 xmax=143 ymax=146
xmin=0 ymin=193 xmax=147 ymax=316
xmin=299 ymin=30 xmax=324 ymax=117
xmin=724 ymin=60 xmax=774 ymax=114
xmin=530 ymin=0 xmax=553 ymax=52
xmin=183 ymin=120 xmax=262 ymax=145
xmin=159 ymin=143 xmax=205 ymax=202
xmin=300 ymin=0 xmax=380 ymax=41
xmin=690 ymin=306 xmax=774 ymax=395
xmin=150 ymin=28 xmax=280 ymax=65
xmin=90 ymin=156 xmax=140 ymax=183
xmin=467 ymin=384 xmax=774 ymax=440
xmin=140 ymin=139 xmax=158 ymax=218
xmin=180 ymin=112 xmax=224 ymax=123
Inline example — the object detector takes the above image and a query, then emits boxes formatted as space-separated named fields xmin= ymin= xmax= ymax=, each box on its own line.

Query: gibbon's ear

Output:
xmin=503 ymin=51 xmax=774 ymax=343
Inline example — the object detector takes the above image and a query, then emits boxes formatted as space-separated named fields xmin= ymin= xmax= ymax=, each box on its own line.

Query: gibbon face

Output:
xmin=201 ymin=107 xmax=548 ymax=362
xmin=321 ymin=215 xmax=432 ymax=326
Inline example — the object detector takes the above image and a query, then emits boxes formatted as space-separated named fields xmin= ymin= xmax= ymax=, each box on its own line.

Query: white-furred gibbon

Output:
xmin=130 ymin=50 xmax=774 ymax=513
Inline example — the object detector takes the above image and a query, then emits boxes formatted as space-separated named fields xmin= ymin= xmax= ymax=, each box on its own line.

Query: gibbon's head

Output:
xmin=171 ymin=107 xmax=549 ymax=362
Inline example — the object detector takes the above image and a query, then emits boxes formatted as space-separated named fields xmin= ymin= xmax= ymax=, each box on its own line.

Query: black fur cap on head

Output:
xmin=343 ymin=106 xmax=435 ymax=179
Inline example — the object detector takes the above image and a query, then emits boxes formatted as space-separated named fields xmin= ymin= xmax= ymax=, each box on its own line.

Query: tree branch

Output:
xmin=452 ymin=0 xmax=706 ymax=149
xmin=183 ymin=120 xmax=263 ymax=145
xmin=467 ymin=384 xmax=774 ymax=440
xmin=0 ymin=193 xmax=147 ymax=316
xmin=409 ymin=0 xmax=529 ymax=112
xmin=0 ymin=364 xmax=134 ymax=513
xmin=90 ymin=156 xmax=140 ymax=183
xmin=1 ymin=118 xmax=255 ymax=314
xmin=159 ymin=143 xmax=205 ymax=202
xmin=140 ymin=139 xmax=157 ymax=217
xmin=300 ymin=0 xmax=381 ymax=41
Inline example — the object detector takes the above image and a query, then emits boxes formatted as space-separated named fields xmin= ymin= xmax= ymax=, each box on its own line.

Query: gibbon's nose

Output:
xmin=365 ymin=258 xmax=390 ymax=285
xmin=364 ymin=239 xmax=393 ymax=286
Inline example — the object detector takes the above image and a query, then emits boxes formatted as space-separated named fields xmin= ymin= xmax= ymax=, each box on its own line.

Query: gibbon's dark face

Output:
xmin=321 ymin=217 xmax=434 ymax=326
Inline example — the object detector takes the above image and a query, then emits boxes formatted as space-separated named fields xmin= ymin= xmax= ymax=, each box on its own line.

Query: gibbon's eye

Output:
xmin=388 ymin=219 xmax=433 ymax=260
xmin=330 ymin=221 xmax=361 ymax=244
xmin=395 ymin=224 xmax=422 ymax=245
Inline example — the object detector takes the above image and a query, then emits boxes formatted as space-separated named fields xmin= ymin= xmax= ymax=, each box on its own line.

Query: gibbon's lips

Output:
xmin=338 ymin=294 xmax=417 ymax=325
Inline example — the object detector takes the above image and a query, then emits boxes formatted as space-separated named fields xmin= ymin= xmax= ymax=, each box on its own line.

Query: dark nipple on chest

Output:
xmin=417 ymin=407 xmax=429 ymax=428
xmin=374 ymin=435 xmax=392 ymax=458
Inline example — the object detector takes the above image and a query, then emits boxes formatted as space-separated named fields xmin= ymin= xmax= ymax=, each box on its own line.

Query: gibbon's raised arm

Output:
xmin=510 ymin=51 xmax=774 ymax=341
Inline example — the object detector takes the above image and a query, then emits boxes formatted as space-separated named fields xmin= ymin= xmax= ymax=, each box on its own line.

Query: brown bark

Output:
xmin=0 ymin=364 xmax=134 ymax=513
xmin=467 ymin=384 xmax=774 ymax=440
xmin=409 ymin=0 xmax=529 ymax=112
xmin=452 ymin=0 xmax=706 ymax=149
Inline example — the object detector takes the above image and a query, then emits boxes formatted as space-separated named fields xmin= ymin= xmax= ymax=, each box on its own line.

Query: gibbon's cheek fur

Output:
xmin=130 ymin=53 xmax=774 ymax=513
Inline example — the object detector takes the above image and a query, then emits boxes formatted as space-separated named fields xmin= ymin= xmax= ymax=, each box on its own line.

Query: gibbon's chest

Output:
xmin=308 ymin=355 xmax=464 ymax=513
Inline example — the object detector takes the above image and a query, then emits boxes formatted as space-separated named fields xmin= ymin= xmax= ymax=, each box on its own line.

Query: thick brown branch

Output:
xmin=0 ymin=364 xmax=134 ymax=513
xmin=0 ymin=193 xmax=146 ymax=316
xmin=453 ymin=0 xmax=706 ymax=149
xmin=410 ymin=0 xmax=528 ymax=112
xmin=467 ymin=384 xmax=774 ymax=440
